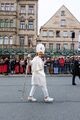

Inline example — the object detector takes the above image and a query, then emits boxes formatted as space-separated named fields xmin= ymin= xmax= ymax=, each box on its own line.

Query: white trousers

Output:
xmin=29 ymin=85 xmax=49 ymax=97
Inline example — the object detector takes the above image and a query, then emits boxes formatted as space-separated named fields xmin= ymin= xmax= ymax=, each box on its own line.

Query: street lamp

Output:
xmin=71 ymin=32 xmax=75 ymax=57
xmin=78 ymin=32 xmax=80 ymax=51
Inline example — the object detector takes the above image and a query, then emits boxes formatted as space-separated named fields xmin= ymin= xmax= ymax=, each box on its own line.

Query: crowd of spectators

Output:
xmin=0 ymin=56 xmax=80 ymax=75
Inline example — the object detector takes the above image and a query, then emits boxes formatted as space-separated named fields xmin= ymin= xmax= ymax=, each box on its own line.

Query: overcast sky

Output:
xmin=38 ymin=0 xmax=80 ymax=31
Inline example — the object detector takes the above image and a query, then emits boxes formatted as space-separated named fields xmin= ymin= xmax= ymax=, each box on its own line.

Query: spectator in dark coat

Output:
xmin=71 ymin=56 xmax=80 ymax=85
xmin=10 ymin=58 xmax=16 ymax=74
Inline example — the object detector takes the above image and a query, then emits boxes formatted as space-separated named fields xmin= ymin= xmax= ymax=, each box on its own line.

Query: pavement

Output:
xmin=0 ymin=75 xmax=80 ymax=120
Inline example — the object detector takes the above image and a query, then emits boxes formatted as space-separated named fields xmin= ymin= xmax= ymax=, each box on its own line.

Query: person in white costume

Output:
xmin=28 ymin=43 xmax=54 ymax=102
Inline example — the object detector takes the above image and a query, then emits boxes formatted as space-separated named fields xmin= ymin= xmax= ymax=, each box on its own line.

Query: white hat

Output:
xmin=36 ymin=43 xmax=45 ymax=54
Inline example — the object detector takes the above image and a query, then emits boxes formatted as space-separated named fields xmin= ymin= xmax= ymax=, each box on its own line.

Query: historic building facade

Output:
xmin=38 ymin=5 xmax=80 ymax=51
xmin=0 ymin=0 xmax=38 ymax=50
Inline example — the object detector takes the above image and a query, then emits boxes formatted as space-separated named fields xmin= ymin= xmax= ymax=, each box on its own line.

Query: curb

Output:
xmin=0 ymin=74 xmax=72 ymax=77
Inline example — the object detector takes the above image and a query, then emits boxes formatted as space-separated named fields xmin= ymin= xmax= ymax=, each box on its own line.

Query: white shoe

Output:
xmin=44 ymin=97 xmax=54 ymax=103
xmin=28 ymin=96 xmax=37 ymax=102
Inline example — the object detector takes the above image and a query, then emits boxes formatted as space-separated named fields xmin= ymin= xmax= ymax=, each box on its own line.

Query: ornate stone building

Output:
xmin=0 ymin=0 xmax=38 ymax=50
xmin=38 ymin=5 xmax=80 ymax=52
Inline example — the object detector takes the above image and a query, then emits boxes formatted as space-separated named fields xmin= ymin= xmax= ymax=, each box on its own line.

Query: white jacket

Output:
xmin=31 ymin=56 xmax=47 ymax=86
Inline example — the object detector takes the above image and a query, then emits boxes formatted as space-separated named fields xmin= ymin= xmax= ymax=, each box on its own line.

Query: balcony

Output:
xmin=0 ymin=27 xmax=17 ymax=32
xmin=0 ymin=11 xmax=17 ymax=16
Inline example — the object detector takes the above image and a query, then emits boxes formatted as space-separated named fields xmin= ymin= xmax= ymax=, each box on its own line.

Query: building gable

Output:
xmin=41 ymin=5 xmax=80 ymax=29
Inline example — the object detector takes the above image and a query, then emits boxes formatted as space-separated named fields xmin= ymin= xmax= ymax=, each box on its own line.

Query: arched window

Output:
xmin=5 ymin=19 xmax=9 ymax=27
xmin=0 ymin=20 xmax=4 ymax=27
xmin=4 ymin=36 xmax=9 ymax=44
xmin=10 ymin=20 xmax=14 ymax=27
xmin=9 ymin=36 xmax=13 ymax=45
xmin=0 ymin=36 xmax=3 ymax=44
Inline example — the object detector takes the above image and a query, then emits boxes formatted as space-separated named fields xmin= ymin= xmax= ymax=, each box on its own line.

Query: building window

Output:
xmin=0 ymin=20 xmax=4 ymax=28
xmin=20 ymin=21 xmax=25 ymax=29
xmin=1 ymin=3 xmax=5 ymax=11
xmin=5 ymin=19 xmax=10 ymax=28
xmin=56 ymin=31 xmax=60 ymax=37
xmin=0 ymin=19 xmax=15 ymax=28
xmin=9 ymin=36 xmax=13 ymax=45
xmin=28 ymin=20 xmax=34 ymax=30
xmin=19 ymin=36 xmax=24 ymax=47
xmin=63 ymin=31 xmax=68 ymax=38
xmin=1 ymin=3 xmax=15 ymax=11
xmin=5 ymin=3 xmax=10 ymax=11
xmin=42 ymin=30 xmax=48 ymax=37
xmin=70 ymin=43 xmax=74 ymax=50
xmin=0 ymin=36 xmax=3 ymax=44
xmin=70 ymin=31 xmax=72 ymax=38
xmin=20 ymin=6 xmax=26 ymax=14
xmin=4 ymin=36 xmax=9 ymax=44
xmin=28 ymin=35 xmax=33 ymax=47
xmin=10 ymin=3 xmax=14 ymax=11
xmin=10 ymin=20 xmax=14 ymax=27
xmin=61 ymin=19 xmax=66 ymax=27
xmin=56 ymin=43 xmax=61 ymax=50
xmin=63 ymin=43 xmax=68 ymax=49
xmin=48 ymin=30 xmax=54 ymax=37
xmin=49 ymin=43 xmax=53 ymax=50
xmin=28 ymin=5 xmax=34 ymax=14
xmin=61 ymin=10 xmax=65 ymax=16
